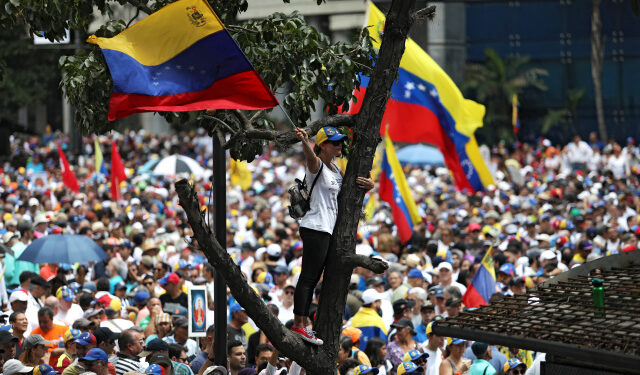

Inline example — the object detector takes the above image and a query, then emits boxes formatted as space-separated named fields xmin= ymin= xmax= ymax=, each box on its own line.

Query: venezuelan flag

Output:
xmin=94 ymin=139 xmax=108 ymax=176
xmin=87 ymin=0 xmax=278 ymax=121
xmin=462 ymin=247 xmax=497 ymax=308
xmin=512 ymin=94 xmax=521 ymax=134
xmin=379 ymin=128 xmax=421 ymax=243
xmin=347 ymin=3 xmax=493 ymax=192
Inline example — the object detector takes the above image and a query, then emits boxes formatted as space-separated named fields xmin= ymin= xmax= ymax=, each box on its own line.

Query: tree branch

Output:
xmin=413 ymin=5 xmax=436 ymax=20
xmin=124 ymin=0 xmax=153 ymax=14
xmin=174 ymin=180 xmax=330 ymax=371
xmin=221 ymin=113 xmax=355 ymax=149
xmin=344 ymin=255 xmax=389 ymax=274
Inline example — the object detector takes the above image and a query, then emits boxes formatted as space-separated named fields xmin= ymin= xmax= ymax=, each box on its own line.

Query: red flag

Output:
xmin=110 ymin=141 xmax=127 ymax=201
xmin=57 ymin=146 xmax=79 ymax=193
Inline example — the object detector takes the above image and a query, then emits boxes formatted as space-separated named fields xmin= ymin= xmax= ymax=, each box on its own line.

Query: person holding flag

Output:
xmin=291 ymin=126 xmax=374 ymax=345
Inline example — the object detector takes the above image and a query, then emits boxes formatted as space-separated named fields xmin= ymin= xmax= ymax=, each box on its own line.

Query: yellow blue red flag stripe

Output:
xmin=87 ymin=0 xmax=278 ymax=121
xmin=379 ymin=128 xmax=421 ymax=243
xmin=512 ymin=94 xmax=521 ymax=134
xmin=347 ymin=3 xmax=494 ymax=192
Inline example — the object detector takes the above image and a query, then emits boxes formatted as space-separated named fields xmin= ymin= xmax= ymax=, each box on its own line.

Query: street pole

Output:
xmin=212 ymin=132 xmax=227 ymax=365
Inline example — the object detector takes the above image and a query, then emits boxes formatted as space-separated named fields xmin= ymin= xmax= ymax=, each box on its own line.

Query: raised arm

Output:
xmin=293 ymin=128 xmax=321 ymax=174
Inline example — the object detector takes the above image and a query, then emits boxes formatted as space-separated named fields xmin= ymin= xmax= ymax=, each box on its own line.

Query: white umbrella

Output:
xmin=151 ymin=155 xmax=208 ymax=178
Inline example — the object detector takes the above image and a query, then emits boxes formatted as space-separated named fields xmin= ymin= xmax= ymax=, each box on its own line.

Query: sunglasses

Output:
xmin=328 ymin=140 xmax=343 ymax=146
xmin=144 ymin=282 xmax=153 ymax=286
xmin=511 ymin=370 xmax=524 ymax=375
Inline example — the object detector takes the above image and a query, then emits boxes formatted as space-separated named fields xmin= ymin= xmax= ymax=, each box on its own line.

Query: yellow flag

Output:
xmin=230 ymin=159 xmax=252 ymax=191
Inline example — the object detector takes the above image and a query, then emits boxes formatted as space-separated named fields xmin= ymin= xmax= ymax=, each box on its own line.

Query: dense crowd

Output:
xmin=0 ymin=129 xmax=637 ymax=375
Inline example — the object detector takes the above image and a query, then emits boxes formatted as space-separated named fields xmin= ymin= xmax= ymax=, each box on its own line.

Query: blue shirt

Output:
xmin=413 ymin=322 xmax=428 ymax=343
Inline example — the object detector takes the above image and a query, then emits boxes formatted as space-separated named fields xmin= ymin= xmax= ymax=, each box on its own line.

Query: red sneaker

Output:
xmin=290 ymin=326 xmax=323 ymax=345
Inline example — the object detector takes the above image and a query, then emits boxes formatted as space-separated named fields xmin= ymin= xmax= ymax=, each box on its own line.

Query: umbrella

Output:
xmin=17 ymin=234 xmax=108 ymax=264
xmin=396 ymin=144 xmax=445 ymax=166
xmin=145 ymin=155 xmax=209 ymax=178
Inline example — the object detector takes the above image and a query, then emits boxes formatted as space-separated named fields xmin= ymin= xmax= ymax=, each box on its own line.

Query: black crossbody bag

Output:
xmin=288 ymin=163 xmax=323 ymax=219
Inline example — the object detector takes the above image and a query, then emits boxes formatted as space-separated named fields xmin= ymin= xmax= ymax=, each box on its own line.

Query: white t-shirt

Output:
xmin=55 ymin=304 xmax=85 ymax=326
xmin=275 ymin=302 xmax=294 ymax=324
xmin=423 ymin=346 xmax=444 ymax=375
xmin=299 ymin=163 xmax=343 ymax=235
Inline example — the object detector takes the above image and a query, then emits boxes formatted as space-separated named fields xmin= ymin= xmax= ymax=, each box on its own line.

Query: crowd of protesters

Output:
xmin=0 ymin=128 xmax=637 ymax=375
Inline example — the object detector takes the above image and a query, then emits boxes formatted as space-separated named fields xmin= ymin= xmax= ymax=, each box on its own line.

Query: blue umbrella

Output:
xmin=396 ymin=144 xmax=445 ymax=166
xmin=17 ymin=235 xmax=108 ymax=264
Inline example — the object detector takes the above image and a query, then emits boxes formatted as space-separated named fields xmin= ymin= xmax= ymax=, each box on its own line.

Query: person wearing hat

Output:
xmin=79 ymin=348 xmax=110 ymax=375
xmin=25 ymin=275 xmax=50 ymax=332
xmin=291 ymin=126 xmax=374 ymax=346
xmin=340 ymin=327 xmax=371 ymax=366
xmin=139 ymin=338 xmax=169 ymax=359
xmin=391 ymin=299 xmax=415 ymax=324
xmin=144 ymin=311 xmax=172 ymax=344
xmin=159 ymin=273 xmax=188 ymax=309
xmin=351 ymin=289 xmax=388 ymax=351
xmin=100 ymin=305 xmax=134 ymax=333
xmin=468 ymin=342 xmax=496 ymax=375
xmin=3 ymin=359 xmax=34 ymax=375
xmin=54 ymin=286 xmax=84 ymax=327
xmin=227 ymin=303 xmax=248 ymax=349
xmin=396 ymin=361 xmax=423 ymax=375
xmin=402 ymin=350 xmax=428 ymax=369
xmin=418 ymin=323 xmax=443 ymax=375
xmin=439 ymin=338 xmax=470 ymax=375
xmin=19 ymin=334 xmax=51 ymax=366
xmin=444 ymin=297 xmax=462 ymax=319
xmin=0 ymin=330 xmax=18 ymax=367
xmin=502 ymin=358 xmax=526 ymax=375
xmin=387 ymin=318 xmax=418 ymax=374
xmin=53 ymin=329 xmax=80 ymax=372
xmin=352 ymin=364 xmax=379 ymax=375
xmin=133 ymin=290 xmax=151 ymax=326
xmin=30 ymin=307 xmax=68 ymax=366
xmin=436 ymin=262 xmax=466 ymax=296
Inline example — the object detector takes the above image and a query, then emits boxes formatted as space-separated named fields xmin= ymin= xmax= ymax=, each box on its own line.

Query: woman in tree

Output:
xmin=291 ymin=126 xmax=374 ymax=345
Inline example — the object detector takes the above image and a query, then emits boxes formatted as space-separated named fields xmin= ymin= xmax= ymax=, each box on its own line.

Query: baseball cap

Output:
xmin=420 ymin=301 xmax=435 ymax=311
xmin=448 ymin=337 xmax=466 ymax=345
xmin=408 ymin=269 xmax=424 ymax=279
xmin=0 ymin=331 xmax=18 ymax=344
xmin=145 ymin=364 xmax=166 ymax=375
xmin=30 ymin=275 xmax=50 ymax=288
xmin=272 ymin=264 xmax=289 ymax=275
xmin=174 ymin=317 xmax=188 ymax=328
xmin=229 ymin=302 xmax=245 ymax=315
xmin=93 ymin=327 xmax=119 ymax=345
xmin=203 ymin=366 xmax=228 ymax=375
xmin=24 ymin=334 xmax=52 ymax=349
xmin=397 ymin=361 xmax=423 ymax=375
xmin=134 ymin=290 xmax=151 ymax=304
xmin=9 ymin=290 xmax=28 ymax=303
xmin=471 ymin=342 xmax=489 ymax=357
xmin=366 ymin=276 xmax=384 ymax=287
xmin=32 ymin=365 xmax=59 ymax=375
xmin=390 ymin=318 xmax=416 ymax=335
xmin=62 ymin=329 xmax=81 ymax=344
xmin=315 ymin=126 xmax=347 ymax=145
xmin=82 ymin=281 xmax=97 ymax=293
xmin=504 ymin=358 xmax=525 ymax=372
xmin=3 ymin=359 xmax=33 ymax=375
xmin=353 ymin=365 xmax=379 ymax=375
xmin=392 ymin=299 xmax=416 ymax=315
xmin=56 ymin=286 xmax=75 ymax=302
xmin=437 ymin=262 xmax=453 ymax=272
xmin=498 ymin=263 xmax=515 ymax=277
xmin=80 ymin=348 xmax=109 ymax=362
xmin=403 ymin=350 xmax=429 ymax=362
xmin=540 ymin=250 xmax=557 ymax=261
xmin=428 ymin=285 xmax=444 ymax=299
xmin=140 ymin=338 xmax=169 ymax=357
xmin=341 ymin=327 xmax=362 ymax=344
xmin=74 ymin=332 xmax=97 ymax=346
xmin=164 ymin=303 xmax=188 ymax=318
xmin=114 ymin=281 xmax=126 ymax=291
xmin=361 ymin=289 xmax=384 ymax=305
xmin=158 ymin=272 xmax=180 ymax=285
xmin=266 ymin=243 xmax=282 ymax=258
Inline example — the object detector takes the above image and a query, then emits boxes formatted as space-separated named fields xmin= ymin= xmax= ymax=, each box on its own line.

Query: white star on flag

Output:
xmin=430 ymin=89 xmax=438 ymax=98
xmin=418 ymin=84 xmax=426 ymax=91
xmin=405 ymin=82 xmax=415 ymax=91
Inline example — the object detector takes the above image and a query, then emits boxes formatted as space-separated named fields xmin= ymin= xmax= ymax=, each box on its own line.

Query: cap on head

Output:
xmin=33 ymin=364 xmax=59 ymax=375
xmin=397 ymin=361 xmax=423 ymax=375
xmin=315 ymin=126 xmax=347 ymax=145
xmin=353 ymin=365 xmax=379 ymax=375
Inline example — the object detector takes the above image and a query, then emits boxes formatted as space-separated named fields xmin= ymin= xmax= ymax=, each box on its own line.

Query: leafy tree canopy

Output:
xmin=2 ymin=0 xmax=375 ymax=162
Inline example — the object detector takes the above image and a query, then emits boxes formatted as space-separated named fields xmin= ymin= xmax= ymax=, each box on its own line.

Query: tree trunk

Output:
xmin=175 ymin=0 xmax=418 ymax=373
xmin=591 ymin=0 xmax=607 ymax=141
